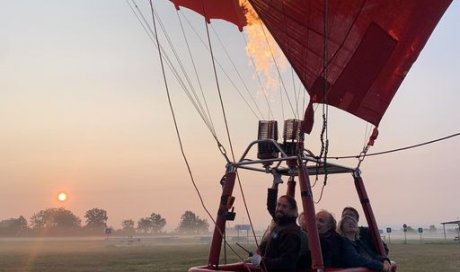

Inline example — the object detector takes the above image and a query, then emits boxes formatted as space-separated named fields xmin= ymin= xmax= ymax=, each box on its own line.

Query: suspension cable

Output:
xmin=147 ymin=0 xmax=216 ymax=226
xmin=211 ymin=25 xmax=264 ymax=120
xmin=133 ymin=1 xmax=287 ymax=264
xmin=175 ymin=9 xmax=216 ymax=136
xmin=202 ymin=9 xmax=249 ymax=262
xmin=128 ymin=1 xmax=216 ymax=136
xmin=180 ymin=13 xmax=262 ymax=121
xmin=203 ymin=16 xmax=235 ymax=163
xmin=203 ymin=12 xmax=262 ymax=253
xmin=291 ymin=68 xmax=299 ymax=117
xmin=279 ymin=85 xmax=286 ymax=121
xmin=329 ymin=132 xmax=460 ymax=160
xmin=317 ymin=0 xmax=330 ymax=193
xmin=147 ymin=0 xmax=247 ymax=262
xmin=130 ymin=0 xmax=235 ymax=164
xmin=153 ymin=8 xmax=216 ymax=133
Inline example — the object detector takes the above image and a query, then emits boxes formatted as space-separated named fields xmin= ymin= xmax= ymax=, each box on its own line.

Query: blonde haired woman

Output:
xmin=339 ymin=215 xmax=392 ymax=272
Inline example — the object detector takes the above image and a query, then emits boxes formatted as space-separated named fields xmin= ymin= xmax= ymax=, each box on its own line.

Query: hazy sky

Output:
xmin=1 ymin=1 xmax=459 ymax=232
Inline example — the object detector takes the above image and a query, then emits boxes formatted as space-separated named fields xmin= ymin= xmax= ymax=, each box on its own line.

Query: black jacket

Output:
xmin=259 ymin=216 xmax=301 ymax=272
xmin=359 ymin=226 xmax=389 ymax=255
xmin=342 ymin=238 xmax=389 ymax=271
xmin=319 ymin=229 xmax=346 ymax=268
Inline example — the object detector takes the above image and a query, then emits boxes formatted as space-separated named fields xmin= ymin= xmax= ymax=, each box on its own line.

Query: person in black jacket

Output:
xmin=316 ymin=210 xmax=346 ymax=268
xmin=297 ymin=212 xmax=312 ymax=270
xmin=342 ymin=207 xmax=389 ymax=255
xmin=339 ymin=215 xmax=392 ymax=272
xmin=250 ymin=194 xmax=301 ymax=272
xmin=258 ymin=180 xmax=281 ymax=247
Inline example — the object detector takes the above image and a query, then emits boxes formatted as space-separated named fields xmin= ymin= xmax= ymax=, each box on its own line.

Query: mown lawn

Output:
xmin=0 ymin=238 xmax=459 ymax=271
xmin=388 ymin=241 xmax=460 ymax=272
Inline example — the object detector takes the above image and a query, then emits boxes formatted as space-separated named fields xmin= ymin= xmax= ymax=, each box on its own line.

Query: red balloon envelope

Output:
xmin=171 ymin=0 xmax=452 ymax=133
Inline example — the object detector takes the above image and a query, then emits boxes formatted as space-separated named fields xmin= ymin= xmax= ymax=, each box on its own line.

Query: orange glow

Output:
xmin=240 ymin=0 xmax=288 ymax=93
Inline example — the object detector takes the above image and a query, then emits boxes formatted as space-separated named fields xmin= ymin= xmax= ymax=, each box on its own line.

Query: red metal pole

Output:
xmin=353 ymin=171 xmax=386 ymax=256
xmin=298 ymin=159 xmax=324 ymax=271
xmin=207 ymin=169 xmax=237 ymax=268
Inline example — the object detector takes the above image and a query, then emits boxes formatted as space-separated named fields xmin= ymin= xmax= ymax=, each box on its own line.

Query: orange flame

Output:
xmin=239 ymin=0 xmax=288 ymax=93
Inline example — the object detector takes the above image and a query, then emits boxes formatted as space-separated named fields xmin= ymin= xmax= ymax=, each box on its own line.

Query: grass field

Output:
xmin=0 ymin=238 xmax=459 ymax=272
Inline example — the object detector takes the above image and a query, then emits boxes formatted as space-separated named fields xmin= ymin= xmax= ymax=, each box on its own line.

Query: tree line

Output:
xmin=0 ymin=208 xmax=209 ymax=236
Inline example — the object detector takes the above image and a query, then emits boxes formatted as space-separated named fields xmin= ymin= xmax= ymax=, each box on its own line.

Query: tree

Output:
xmin=137 ymin=213 xmax=167 ymax=234
xmin=121 ymin=219 xmax=135 ymax=235
xmin=84 ymin=208 xmax=108 ymax=230
xmin=150 ymin=213 xmax=166 ymax=233
xmin=17 ymin=216 xmax=28 ymax=231
xmin=30 ymin=208 xmax=81 ymax=231
xmin=429 ymin=225 xmax=437 ymax=232
xmin=176 ymin=211 xmax=209 ymax=234
xmin=137 ymin=218 xmax=152 ymax=234
xmin=0 ymin=216 xmax=28 ymax=236
xmin=122 ymin=219 xmax=135 ymax=231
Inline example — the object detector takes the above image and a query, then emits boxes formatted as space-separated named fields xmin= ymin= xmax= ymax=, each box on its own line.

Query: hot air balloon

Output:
xmin=144 ymin=0 xmax=454 ymax=271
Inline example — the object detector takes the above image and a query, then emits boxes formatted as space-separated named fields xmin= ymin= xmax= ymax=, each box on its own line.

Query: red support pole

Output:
xmin=298 ymin=159 xmax=324 ymax=271
xmin=207 ymin=169 xmax=237 ymax=268
xmin=353 ymin=172 xmax=386 ymax=256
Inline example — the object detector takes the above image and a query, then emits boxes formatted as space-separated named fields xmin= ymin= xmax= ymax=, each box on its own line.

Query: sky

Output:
xmin=1 ymin=1 xmax=459 ymax=232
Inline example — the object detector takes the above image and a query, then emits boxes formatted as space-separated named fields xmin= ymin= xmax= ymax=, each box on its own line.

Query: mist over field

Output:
xmin=1 ymin=234 xmax=460 ymax=272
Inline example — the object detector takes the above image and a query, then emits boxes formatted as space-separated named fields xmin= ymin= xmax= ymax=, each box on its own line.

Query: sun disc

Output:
xmin=57 ymin=192 xmax=68 ymax=202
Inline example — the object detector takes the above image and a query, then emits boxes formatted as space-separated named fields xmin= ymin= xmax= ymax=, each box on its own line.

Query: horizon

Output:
xmin=1 ymin=205 xmax=458 ymax=233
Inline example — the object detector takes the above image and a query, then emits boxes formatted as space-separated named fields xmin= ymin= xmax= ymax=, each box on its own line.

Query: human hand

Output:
xmin=382 ymin=259 xmax=391 ymax=272
xmin=271 ymin=171 xmax=283 ymax=186
xmin=248 ymin=253 xmax=262 ymax=267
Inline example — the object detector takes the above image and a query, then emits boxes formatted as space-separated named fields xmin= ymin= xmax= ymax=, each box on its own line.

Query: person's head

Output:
xmin=316 ymin=210 xmax=336 ymax=234
xmin=338 ymin=215 xmax=359 ymax=239
xmin=275 ymin=195 xmax=298 ymax=219
xmin=342 ymin=206 xmax=359 ymax=222
xmin=298 ymin=212 xmax=307 ymax=231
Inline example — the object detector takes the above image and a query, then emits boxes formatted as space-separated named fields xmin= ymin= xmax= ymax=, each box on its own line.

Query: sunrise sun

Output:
xmin=57 ymin=192 xmax=68 ymax=202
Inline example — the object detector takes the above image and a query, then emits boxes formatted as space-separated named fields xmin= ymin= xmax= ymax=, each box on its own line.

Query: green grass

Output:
xmin=0 ymin=239 xmax=211 ymax=272
xmin=388 ymin=242 xmax=460 ymax=272
xmin=0 ymin=238 xmax=459 ymax=271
